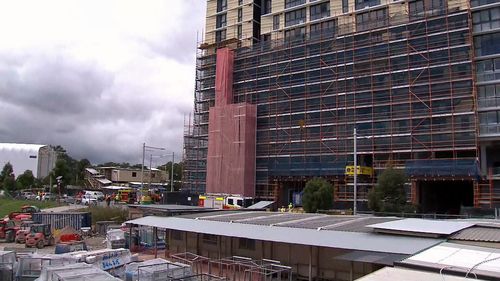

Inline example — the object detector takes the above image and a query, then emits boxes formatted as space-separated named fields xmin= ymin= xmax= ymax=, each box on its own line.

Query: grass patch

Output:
xmin=0 ymin=198 xmax=62 ymax=218
xmin=85 ymin=206 xmax=128 ymax=224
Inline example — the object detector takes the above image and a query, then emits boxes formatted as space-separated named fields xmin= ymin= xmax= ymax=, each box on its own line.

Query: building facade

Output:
xmin=184 ymin=0 xmax=500 ymax=212
xmin=0 ymin=143 xmax=56 ymax=179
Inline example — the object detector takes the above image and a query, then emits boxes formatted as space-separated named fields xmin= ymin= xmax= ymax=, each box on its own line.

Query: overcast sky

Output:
xmin=0 ymin=0 xmax=206 ymax=165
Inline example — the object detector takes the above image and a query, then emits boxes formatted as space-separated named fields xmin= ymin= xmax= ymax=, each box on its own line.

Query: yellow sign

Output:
xmin=345 ymin=166 xmax=374 ymax=176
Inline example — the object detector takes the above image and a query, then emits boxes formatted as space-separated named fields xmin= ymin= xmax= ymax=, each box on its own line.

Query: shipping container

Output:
xmin=31 ymin=212 xmax=91 ymax=231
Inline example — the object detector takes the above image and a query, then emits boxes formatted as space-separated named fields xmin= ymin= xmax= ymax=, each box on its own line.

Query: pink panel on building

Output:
xmin=214 ymin=48 xmax=234 ymax=106
xmin=206 ymin=104 xmax=256 ymax=197
xmin=207 ymin=48 xmax=256 ymax=197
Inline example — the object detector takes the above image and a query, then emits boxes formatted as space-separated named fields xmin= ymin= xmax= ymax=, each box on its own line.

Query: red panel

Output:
xmin=215 ymin=48 xmax=234 ymax=106
xmin=206 ymin=103 xmax=256 ymax=197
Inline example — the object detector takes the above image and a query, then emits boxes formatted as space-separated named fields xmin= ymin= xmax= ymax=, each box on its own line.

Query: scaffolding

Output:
xmin=183 ymin=1 xmax=487 ymax=206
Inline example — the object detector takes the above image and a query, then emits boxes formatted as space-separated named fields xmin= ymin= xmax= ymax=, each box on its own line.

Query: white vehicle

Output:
xmin=81 ymin=194 xmax=98 ymax=205
xmin=84 ymin=191 xmax=105 ymax=201
xmin=20 ymin=192 xmax=36 ymax=200
xmin=199 ymin=194 xmax=253 ymax=209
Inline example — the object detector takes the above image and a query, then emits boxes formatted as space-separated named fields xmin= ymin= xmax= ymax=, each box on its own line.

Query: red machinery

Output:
xmin=0 ymin=219 xmax=20 ymax=243
xmin=25 ymin=224 xmax=55 ymax=249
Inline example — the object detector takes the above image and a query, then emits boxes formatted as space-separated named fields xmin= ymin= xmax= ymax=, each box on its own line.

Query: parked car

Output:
xmin=81 ymin=194 xmax=98 ymax=205
xmin=42 ymin=193 xmax=56 ymax=201
xmin=20 ymin=192 xmax=36 ymax=200
xmin=84 ymin=191 xmax=105 ymax=201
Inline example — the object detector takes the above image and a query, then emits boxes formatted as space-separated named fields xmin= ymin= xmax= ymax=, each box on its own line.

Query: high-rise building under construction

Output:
xmin=183 ymin=0 xmax=500 ymax=213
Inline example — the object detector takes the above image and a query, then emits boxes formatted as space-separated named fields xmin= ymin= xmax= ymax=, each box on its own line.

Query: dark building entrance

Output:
xmin=418 ymin=180 xmax=474 ymax=214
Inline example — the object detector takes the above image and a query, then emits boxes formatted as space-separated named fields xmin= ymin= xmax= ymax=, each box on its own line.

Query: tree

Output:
xmin=51 ymin=159 xmax=72 ymax=190
xmin=302 ymin=178 xmax=334 ymax=213
xmin=75 ymin=159 xmax=91 ymax=185
xmin=157 ymin=161 xmax=184 ymax=190
xmin=3 ymin=175 xmax=16 ymax=192
xmin=368 ymin=167 xmax=408 ymax=213
xmin=17 ymin=170 xmax=35 ymax=189
xmin=0 ymin=162 xmax=14 ymax=190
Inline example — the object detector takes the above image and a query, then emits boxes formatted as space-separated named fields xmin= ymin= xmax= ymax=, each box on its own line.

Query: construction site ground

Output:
xmin=0 ymin=235 xmax=107 ymax=254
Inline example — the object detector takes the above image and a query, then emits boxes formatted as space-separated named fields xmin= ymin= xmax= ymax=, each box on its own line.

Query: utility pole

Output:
xmin=149 ymin=154 xmax=153 ymax=189
xmin=141 ymin=142 xmax=145 ymax=189
xmin=353 ymin=127 xmax=357 ymax=216
xmin=171 ymin=152 xmax=174 ymax=192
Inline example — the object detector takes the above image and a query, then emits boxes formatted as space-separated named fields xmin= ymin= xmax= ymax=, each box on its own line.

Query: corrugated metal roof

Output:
xmin=85 ymin=168 xmax=99 ymax=175
xmin=355 ymin=267 xmax=488 ymax=281
xmin=126 ymin=216 xmax=442 ymax=255
xmin=400 ymin=242 xmax=500 ymax=279
xmin=450 ymin=226 xmax=500 ymax=242
xmin=181 ymin=211 xmax=403 ymax=233
xmin=247 ymin=201 xmax=274 ymax=209
xmin=96 ymin=178 xmax=112 ymax=184
xmin=369 ymin=218 xmax=474 ymax=237
xmin=326 ymin=217 xmax=401 ymax=233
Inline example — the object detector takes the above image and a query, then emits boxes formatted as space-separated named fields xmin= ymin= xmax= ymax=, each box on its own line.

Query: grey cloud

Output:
xmin=0 ymin=1 xmax=204 ymax=164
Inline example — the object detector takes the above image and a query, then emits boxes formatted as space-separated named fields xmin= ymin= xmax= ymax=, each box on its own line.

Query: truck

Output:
xmin=8 ymin=205 xmax=40 ymax=221
xmin=198 ymin=194 xmax=253 ymax=209
xmin=0 ymin=219 xmax=20 ymax=243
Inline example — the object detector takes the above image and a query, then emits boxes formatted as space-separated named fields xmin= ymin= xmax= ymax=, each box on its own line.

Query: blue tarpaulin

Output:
xmin=405 ymin=159 xmax=480 ymax=178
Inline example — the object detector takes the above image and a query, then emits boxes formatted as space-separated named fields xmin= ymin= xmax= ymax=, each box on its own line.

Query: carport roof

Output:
xmin=126 ymin=216 xmax=442 ymax=255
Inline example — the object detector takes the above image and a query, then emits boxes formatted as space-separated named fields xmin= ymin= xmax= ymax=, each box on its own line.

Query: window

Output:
xmin=262 ymin=33 xmax=271 ymax=42
xmin=238 ymin=238 xmax=256 ymax=250
xmin=273 ymin=15 xmax=280 ymax=30
xmin=29 ymin=155 xmax=37 ymax=158
xmin=476 ymin=58 xmax=500 ymax=82
xmin=239 ymin=0 xmax=243 ymax=5
xmin=409 ymin=0 xmax=445 ymax=19
xmin=262 ymin=0 xmax=272 ymax=15
xmin=216 ymin=13 xmax=227 ymax=28
xmin=355 ymin=0 xmax=380 ymax=10
xmin=310 ymin=2 xmax=330 ymax=21
xmin=471 ymin=0 xmax=498 ymax=8
xmin=217 ymin=0 xmax=227 ymax=12
xmin=475 ymin=33 xmax=500 ymax=57
xmin=477 ymin=84 xmax=500 ymax=109
xmin=356 ymin=8 xmax=387 ymax=31
xmin=310 ymin=19 xmax=336 ymax=38
xmin=237 ymin=24 xmax=242 ymax=39
xmin=285 ymin=8 xmax=306 ymax=27
xmin=343 ymin=0 xmax=349 ymax=13
xmin=203 ymin=234 xmax=218 ymax=245
xmin=216 ymin=29 xmax=226 ymax=42
xmin=284 ymin=26 xmax=306 ymax=41
xmin=473 ymin=7 xmax=500 ymax=33
xmin=238 ymin=8 xmax=243 ymax=22
xmin=151 ymin=173 xmax=155 ymax=178
xmin=132 ymin=172 xmax=137 ymax=177
xmin=285 ymin=0 xmax=305 ymax=9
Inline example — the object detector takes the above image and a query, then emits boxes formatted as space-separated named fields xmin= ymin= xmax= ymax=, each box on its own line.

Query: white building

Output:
xmin=0 ymin=143 xmax=57 ymax=179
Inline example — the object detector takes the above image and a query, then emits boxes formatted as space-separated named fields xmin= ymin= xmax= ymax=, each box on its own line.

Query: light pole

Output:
xmin=353 ymin=128 xmax=357 ymax=215
xmin=171 ymin=152 xmax=174 ymax=192
xmin=150 ymin=152 xmax=177 ymax=192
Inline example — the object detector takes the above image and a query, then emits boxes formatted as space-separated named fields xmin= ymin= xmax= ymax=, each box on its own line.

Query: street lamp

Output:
xmin=149 ymin=152 xmax=176 ymax=192
xmin=56 ymin=176 xmax=62 ymax=203
xmin=141 ymin=143 xmax=166 ymax=189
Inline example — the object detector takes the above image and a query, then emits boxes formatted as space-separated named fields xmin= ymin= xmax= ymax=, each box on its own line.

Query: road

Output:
xmin=42 ymin=204 xmax=88 ymax=213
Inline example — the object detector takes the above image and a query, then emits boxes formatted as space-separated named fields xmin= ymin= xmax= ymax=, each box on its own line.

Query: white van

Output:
xmin=84 ymin=191 xmax=105 ymax=201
